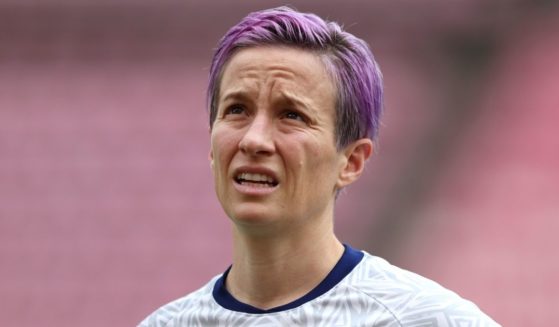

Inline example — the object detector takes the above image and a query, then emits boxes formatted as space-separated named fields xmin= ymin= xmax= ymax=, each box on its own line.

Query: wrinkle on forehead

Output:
xmin=218 ymin=47 xmax=335 ymax=119
xmin=221 ymin=47 xmax=331 ymax=85
xmin=220 ymin=71 xmax=328 ymax=115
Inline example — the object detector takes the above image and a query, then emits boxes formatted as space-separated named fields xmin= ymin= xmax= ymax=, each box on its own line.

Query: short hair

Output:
xmin=207 ymin=6 xmax=383 ymax=149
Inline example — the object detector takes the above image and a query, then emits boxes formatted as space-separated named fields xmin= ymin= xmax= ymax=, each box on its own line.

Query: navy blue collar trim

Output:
xmin=212 ymin=244 xmax=364 ymax=314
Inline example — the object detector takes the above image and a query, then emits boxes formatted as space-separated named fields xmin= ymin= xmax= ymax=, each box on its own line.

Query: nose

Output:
xmin=239 ymin=113 xmax=275 ymax=156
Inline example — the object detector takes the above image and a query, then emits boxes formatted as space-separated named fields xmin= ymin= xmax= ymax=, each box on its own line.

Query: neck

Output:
xmin=226 ymin=218 xmax=344 ymax=310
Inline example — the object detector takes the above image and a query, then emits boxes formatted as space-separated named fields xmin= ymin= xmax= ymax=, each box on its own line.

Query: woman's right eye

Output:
xmin=225 ymin=105 xmax=245 ymax=115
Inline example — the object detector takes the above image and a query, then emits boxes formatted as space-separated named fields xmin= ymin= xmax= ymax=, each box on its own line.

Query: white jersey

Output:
xmin=139 ymin=245 xmax=499 ymax=326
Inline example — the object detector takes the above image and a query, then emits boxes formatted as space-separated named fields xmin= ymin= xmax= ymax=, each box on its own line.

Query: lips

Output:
xmin=235 ymin=172 xmax=278 ymax=187
xmin=232 ymin=167 xmax=279 ymax=190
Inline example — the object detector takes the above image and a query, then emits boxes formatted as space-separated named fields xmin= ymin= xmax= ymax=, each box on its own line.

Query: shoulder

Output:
xmin=137 ymin=275 xmax=219 ymax=327
xmin=342 ymin=252 xmax=500 ymax=326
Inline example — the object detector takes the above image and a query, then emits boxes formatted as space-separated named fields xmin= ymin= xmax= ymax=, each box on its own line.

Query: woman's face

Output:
xmin=210 ymin=46 xmax=348 ymax=233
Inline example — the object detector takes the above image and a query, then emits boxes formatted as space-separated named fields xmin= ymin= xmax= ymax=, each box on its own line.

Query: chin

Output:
xmin=230 ymin=210 xmax=275 ymax=224
xmin=227 ymin=205 xmax=282 ymax=227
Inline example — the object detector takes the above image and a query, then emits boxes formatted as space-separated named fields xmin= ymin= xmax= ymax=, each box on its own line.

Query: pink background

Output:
xmin=1 ymin=1 xmax=558 ymax=326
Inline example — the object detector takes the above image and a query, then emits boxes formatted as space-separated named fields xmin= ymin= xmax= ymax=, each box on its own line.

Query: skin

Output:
xmin=209 ymin=46 xmax=373 ymax=309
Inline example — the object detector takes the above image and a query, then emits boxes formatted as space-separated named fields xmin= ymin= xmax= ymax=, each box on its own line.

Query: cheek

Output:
xmin=296 ymin=140 xmax=338 ymax=179
xmin=303 ymin=135 xmax=337 ymax=163
xmin=211 ymin=129 xmax=238 ymax=169
xmin=210 ymin=130 xmax=235 ymax=201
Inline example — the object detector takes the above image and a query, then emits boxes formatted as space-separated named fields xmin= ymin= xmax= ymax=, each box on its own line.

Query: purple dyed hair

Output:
xmin=207 ymin=6 xmax=383 ymax=148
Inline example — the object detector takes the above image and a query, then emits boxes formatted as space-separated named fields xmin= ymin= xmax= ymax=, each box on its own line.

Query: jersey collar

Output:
xmin=212 ymin=244 xmax=364 ymax=314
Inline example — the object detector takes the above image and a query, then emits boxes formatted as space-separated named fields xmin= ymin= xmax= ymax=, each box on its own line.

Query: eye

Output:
xmin=224 ymin=104 xmax=246 ymax=116
xmin=282 ymin=110 xmax=305 ymax=122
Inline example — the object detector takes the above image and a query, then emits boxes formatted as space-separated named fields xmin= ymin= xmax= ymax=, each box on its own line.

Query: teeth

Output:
xmin=237 ymin=172 xmax=275 ymax=184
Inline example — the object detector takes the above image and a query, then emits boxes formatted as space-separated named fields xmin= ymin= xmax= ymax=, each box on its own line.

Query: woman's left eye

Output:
xmin=283 ymin=111 xmax=305 ymax=122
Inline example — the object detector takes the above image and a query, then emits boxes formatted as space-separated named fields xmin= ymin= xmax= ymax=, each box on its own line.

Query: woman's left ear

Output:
xmin=337 ymin=138 xmax=374 ymax=188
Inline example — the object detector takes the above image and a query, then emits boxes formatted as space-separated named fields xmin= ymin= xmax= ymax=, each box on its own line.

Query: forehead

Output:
xmin=219 ymin=46 xmax=335 ymax=103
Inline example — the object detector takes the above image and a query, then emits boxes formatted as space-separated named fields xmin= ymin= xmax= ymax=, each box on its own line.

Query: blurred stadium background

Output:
xmin=1 ymin=0 xmax=558 ymax=326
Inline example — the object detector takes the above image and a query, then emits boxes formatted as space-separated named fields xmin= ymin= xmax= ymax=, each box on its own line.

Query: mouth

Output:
xmin=234 ymin=172 xmax=279 ymax=188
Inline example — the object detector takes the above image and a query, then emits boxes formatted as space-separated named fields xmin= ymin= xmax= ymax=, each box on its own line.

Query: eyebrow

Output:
xmin=220 ymin=88 xmax=318 ymax=117
xmin=277 ymin=90 xmax=315 ymax=114
xmin=220 ymin=90 xmax=253 ymax=104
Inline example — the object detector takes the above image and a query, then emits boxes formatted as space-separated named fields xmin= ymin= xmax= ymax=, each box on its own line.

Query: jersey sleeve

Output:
xmin=138 ymin=297 xmax=187 ymax=327
xmin=391 ymin=287 xmax=501 ymax=326
xmin=357 ymin=253 xmax=501 ymax=326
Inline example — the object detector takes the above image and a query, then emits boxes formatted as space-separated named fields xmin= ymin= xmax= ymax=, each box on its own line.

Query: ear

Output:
xmin=337 ymin=138 xmax=373 ymax=189
xmin=209 ymin=126 xmax=215 ymax=170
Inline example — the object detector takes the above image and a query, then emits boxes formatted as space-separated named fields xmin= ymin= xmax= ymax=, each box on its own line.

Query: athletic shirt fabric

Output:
xmin=138 ymin=245 xmax=500 ymax=326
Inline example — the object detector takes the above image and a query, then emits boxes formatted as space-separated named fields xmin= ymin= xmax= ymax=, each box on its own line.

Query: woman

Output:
xmin=140 ymin=7 xmax=499 ymax=326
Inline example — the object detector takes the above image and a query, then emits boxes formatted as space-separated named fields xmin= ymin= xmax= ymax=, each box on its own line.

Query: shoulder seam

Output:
xmin=345 ymin=283 xmax=403 ymax=327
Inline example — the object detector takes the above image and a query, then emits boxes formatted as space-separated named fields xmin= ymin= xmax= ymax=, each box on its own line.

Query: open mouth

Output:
xmin=234 ymin=172 xmax=279 ymax=188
